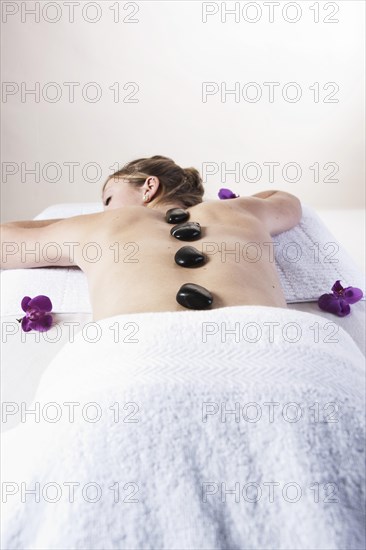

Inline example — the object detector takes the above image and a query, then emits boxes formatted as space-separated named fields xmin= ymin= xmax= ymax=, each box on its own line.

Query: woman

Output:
xmin=1 ymin=155 xmax=302 ymax=321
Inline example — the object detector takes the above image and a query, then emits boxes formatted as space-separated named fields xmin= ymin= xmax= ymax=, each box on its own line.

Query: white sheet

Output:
xmin=2 ymin=305 xmax=365 ymax=550
xmin=316 ymin=209 xmax=365 ymax=273
xmin=1 ymin=300 xmax=364 ymax=435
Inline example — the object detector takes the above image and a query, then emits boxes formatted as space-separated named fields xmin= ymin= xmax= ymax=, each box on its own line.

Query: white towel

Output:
xmin=1 ymin=305 xmax=365 ymax=550
xmin=1 ymin=204 xmax=364 ymax=315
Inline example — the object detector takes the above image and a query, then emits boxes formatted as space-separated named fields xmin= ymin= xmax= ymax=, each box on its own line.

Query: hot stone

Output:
xmin=170 ymin=222 xmax=201 ymax=241
xmin=165 ymin=208 xmax=189 ymax=224
xmin=176 ymin=283 xmax=213 ymax=310
xmin=174 ymin=246 xmax=206 ymax=268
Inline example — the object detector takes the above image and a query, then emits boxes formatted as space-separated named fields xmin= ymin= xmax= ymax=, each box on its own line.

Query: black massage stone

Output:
xmin=165 ymin=208 xmax=189 ymax=224
xmin=170 ymin=222 xmax=201 ymax=241
xmin=176 ymin=283 xmax=213 ymax=310
xmin=174 ymin=246 xmax=206 ymax=268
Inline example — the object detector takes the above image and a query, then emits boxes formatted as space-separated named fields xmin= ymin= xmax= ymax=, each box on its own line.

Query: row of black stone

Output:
xmin=166 ymin=208 xmax=213 ymax=310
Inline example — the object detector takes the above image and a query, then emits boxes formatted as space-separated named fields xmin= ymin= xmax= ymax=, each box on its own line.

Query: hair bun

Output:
xmin=183 ymin=167 xmax=204 ymax=193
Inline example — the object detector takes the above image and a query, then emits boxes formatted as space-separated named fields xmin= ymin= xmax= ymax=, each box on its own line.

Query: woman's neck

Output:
xmin=148 ymin=201 xmax=187 ymax=213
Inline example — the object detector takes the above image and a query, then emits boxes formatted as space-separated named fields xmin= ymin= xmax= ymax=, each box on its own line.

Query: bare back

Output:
xmin=68 ymin=201 xmax=288 ymax=320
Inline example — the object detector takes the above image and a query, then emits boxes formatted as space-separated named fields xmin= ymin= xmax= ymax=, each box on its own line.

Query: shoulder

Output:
xmin=193 ymin=193 xmax=302 ymax=236
xmin=234 ymin=192 xmax=302 ymax=235
xmin=30 ymin=214 xmax=95 ymax=243
xmin=190 ymin=198 xmax=264 ymax=224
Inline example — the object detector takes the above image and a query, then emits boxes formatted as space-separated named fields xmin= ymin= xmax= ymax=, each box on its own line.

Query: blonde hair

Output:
xmin=103 ymin=155 xmax=204 ymax=208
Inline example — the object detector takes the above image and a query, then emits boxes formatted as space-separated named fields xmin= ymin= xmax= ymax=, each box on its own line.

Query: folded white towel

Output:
xmin=1 ymin=203 xmax=364 ymax=315
xmin=2 ymin=306 xmax=365 ymax=550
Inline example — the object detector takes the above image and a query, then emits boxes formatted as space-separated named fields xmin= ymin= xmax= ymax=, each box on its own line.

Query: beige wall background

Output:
xmin=1 ymin=0 xmax=365 ymax=222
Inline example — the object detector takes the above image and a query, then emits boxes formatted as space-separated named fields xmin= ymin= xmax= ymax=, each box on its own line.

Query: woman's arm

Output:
xmin=235 ymin=190 xmax=302 ymax=236
xmin=250 ymin=190 xmax=278 ymax=200
xmin=2 ymin=219 xmax=64 ymax=229
xmin=0 ymin=218 xmax=78 ymax=269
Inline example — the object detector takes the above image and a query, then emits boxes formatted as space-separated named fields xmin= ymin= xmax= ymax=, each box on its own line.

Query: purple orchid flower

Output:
xmin=318 ymin=280 xmax=363 ymax=317
xmin=18 ymin=295 xmax=53 ymax=332
xmin=218 ymin=188 xmax=240 ymax=200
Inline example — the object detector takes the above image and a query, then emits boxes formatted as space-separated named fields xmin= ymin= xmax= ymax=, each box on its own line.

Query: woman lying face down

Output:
xmin=1 ymin=154 xmax=302 ymax=317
